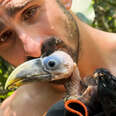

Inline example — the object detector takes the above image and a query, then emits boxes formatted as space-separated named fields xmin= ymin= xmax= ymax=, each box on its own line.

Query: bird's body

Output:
xmin=82 ymin=68 xmax=116 ymax=116
xmin=68 ymin=68 xmax=116 ymax=116
xmin=93 ymin=68 xmax=116 ymax=116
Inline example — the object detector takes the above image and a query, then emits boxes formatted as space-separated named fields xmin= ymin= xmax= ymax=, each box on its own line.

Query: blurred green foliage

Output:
xmin=92 ymin=0 xmax=116 ymax=32
xmin=0 ymin=58 xmax=13 ymax=102
xmin=0 ymin=0 xmax=116 ymax=102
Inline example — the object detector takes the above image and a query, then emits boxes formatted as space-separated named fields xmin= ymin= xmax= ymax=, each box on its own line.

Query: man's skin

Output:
xmin=0 ymin=0 xmax=116 ymax=115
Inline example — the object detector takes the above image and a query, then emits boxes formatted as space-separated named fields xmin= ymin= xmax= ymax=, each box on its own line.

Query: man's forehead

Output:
xmin=1 ymin=0 xmax=33 ymax=8
xmin=0 ymin=0 xmax=35 ymax=17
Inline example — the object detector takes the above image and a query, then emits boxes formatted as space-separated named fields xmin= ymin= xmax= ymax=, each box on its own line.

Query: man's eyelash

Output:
xmin=0 ymin=30 xmax=13 ymax=43
xmin=22 ymin=6 xmax=39 ymax=21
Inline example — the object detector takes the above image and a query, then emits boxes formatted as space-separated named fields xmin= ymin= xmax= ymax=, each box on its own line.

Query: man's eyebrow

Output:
xmin=6 ymin=0 xmax=33 ymax=17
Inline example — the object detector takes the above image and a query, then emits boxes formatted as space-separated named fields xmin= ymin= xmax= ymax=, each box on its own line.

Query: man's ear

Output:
xmin=60 ymin=0 xmax=72 ymax=10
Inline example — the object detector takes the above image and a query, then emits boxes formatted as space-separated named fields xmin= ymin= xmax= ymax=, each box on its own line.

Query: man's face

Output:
xmin=0 ymin=0 xmax=79 ymax=67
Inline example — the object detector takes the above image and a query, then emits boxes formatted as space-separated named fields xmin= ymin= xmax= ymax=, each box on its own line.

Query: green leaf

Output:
xmin=71 ymin=0 xmax=95 ymax=24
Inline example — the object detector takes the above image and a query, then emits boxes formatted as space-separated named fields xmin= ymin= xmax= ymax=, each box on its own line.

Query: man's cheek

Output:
xmin=0 ymin=45 xmax=26 ymax=66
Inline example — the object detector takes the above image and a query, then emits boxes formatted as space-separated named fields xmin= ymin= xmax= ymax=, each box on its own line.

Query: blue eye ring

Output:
xmin=43 ymin=56 xmax=61 ymax=70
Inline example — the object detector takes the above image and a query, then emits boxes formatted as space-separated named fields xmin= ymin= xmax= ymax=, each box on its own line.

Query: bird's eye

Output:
xmin=43 ymin=56 xmax=60 ymax=70
xmin=22 ymin=6 xmax=39 ymax=21
xmin=0 ymin=30 xmax=13 ymax=43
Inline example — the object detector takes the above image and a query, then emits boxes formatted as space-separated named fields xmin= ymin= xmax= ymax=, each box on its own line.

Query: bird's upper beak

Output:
xmin=5 ymin=58 xmax=51 ymax=90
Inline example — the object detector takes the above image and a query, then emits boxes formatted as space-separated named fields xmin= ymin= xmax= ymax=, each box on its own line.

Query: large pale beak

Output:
xmin=5 ymin=58 xmax=51 ymax=90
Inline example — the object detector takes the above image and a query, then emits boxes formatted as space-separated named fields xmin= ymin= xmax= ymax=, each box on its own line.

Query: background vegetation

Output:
xmin=93 ymin=0 xmax=116 ymax=32
xmin=0 ymin=0 xmax=116 ymax=102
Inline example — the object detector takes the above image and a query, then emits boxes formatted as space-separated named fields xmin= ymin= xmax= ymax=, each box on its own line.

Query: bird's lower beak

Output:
xmin=5 ymin=58 xmax=51 ymax=90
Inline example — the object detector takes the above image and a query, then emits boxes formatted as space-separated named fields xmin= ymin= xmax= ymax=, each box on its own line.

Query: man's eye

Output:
xmin=22 ymin=6 xmax=39 ymax=21
xmin=0 ymin=30 xmax=13 ymax=43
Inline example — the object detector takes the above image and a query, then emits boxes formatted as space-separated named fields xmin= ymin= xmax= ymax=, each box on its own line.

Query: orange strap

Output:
xmin=65 ymin=99 xmax=88 ymax=116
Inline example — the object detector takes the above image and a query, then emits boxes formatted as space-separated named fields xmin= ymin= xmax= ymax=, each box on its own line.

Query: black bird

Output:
xmin=93 ymin=68 xmax=116 ymax=116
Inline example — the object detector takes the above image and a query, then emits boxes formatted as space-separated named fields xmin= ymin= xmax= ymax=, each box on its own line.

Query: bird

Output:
xmin=92 ymin=68 xmax=116 ymax=116
xmin=77 ymin=68 xmax=116 ymax=116
xmin=5 ymin=50 xmax=89 ymax=116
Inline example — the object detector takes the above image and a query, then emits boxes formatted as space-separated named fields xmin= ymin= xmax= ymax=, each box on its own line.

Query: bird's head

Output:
xmin=92 ymin=68 xmax=116 ymax=90
xmin=5 ymin=51 xmax=76 ymax=90
xmin=93 ymin=68 xmax=111 ymax=79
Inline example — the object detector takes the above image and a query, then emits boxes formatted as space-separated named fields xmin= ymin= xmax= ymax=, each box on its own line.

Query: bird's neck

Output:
xmin=25 ymin=82 xmax=65 ymax=115
xmin=2 ymin=82 xmax=65 ymax=116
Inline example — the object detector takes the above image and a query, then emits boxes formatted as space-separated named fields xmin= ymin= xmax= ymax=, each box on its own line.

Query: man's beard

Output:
xmin=56 ymin=0 xmax=80 ymax=63
xmin=41 ymin=36 xmax=78 ymax=63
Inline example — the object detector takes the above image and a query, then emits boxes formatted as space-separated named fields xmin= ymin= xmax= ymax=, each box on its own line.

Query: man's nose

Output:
xmin=19 ymin=33 xmax=43 ymax=58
